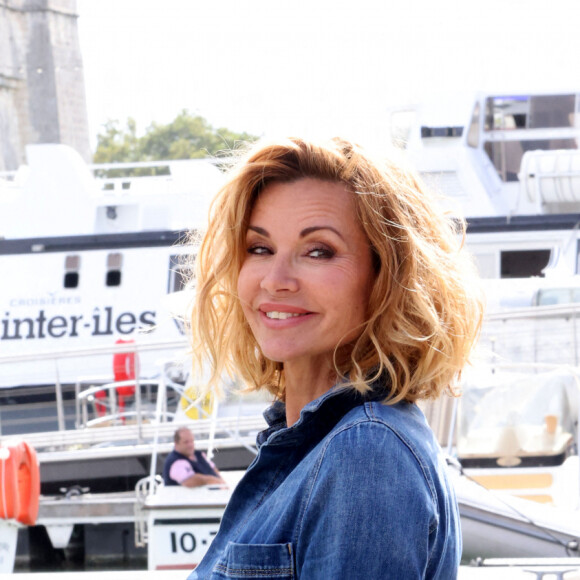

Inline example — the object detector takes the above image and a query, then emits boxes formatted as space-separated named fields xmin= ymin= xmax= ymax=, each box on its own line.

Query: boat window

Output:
xmin=528 ymin=94 xmax=576 ymax=129
xmin=485 ymin=94 xmax=579 ymax=131
xmin=64 ymin=255 xmax=80 ymax=289
xmin=106 ymin=253 xmax=122 ymax=287
xmin=466 ymin=102 xmax=480 ymax=148
xmin=535 ymin=288 xmax=580 ymax=306
xmin=484 ymin=138 xmax=578 ymax=182
xmin=485 ymin=96 xmax=529 ymax=131
xmin=500 ymin=249 xmax=551 ymax=278
xmin=168 ymin=254 xmax=194 ymax=293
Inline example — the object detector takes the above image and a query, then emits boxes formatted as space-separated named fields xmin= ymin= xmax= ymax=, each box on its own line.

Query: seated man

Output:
xmin=163 ymin=427 xmax=225 ymax=487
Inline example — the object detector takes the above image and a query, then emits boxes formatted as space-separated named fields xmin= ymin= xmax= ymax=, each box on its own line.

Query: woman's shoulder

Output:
xmin=312 ymin=401 xmax=445 ymax=511
xmin=325 ymin=400 xmax=444 ymax=483
xmin=338 ymin=398 xmax=432 ymax=440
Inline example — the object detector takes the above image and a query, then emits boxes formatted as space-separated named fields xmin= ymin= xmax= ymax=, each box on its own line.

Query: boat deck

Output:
xmin=38 ymin=491 xmax=137 ymax=526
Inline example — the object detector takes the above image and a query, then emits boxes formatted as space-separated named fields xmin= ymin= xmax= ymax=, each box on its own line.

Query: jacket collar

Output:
xmin=258 ymin=379 xmax=389 ymax=447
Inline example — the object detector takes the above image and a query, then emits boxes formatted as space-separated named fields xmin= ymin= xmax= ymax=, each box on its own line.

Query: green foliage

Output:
xmin=93 ymin=110 xmax=257 ymax=175
xmin=93 ymin=118 xmax=140 ymax=163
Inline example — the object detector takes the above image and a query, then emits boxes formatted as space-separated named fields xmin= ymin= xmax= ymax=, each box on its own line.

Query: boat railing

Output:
xmin=90 ymin=157 xmax=227 ymax=195
xmin=0 ymin=338 xmax=268 ymax=462
xmin=0 ymin=338 xmax=187 ymax=433
xmin=12 ymin=415 xmax=265 ymax=463
xmin=134 ymin=474 xmax=163 ymax=547
xmin=76 ymin=379 xmax=176 ymax=429
xmin=480 ymin=302 xmax=580 ymax=366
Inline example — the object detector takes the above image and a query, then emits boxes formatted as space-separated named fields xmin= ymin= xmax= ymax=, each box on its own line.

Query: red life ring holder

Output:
xmin=113 ymin=339 xmax=140 ymax=415
xmin=113 ymin=339 xmax=138 ymax=394
xmin=0 ymin=441 xmax=40 ymax=525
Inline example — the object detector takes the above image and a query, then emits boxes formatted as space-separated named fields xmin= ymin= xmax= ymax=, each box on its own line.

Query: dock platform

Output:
xmin=2 ymin=562 xmax=580 ymax=579
xmin=0 ymin=573 xmax=186 ymax=579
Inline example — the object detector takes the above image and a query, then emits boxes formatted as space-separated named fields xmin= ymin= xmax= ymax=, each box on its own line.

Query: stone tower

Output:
xmin=0 ymin=0 xmax=91 ymax=171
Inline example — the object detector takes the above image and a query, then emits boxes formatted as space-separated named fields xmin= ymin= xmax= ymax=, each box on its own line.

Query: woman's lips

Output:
xmin=258 ymin=304 xmax=314 ymax=325
xmin=259 ymin=303 xmax=311 ymax=315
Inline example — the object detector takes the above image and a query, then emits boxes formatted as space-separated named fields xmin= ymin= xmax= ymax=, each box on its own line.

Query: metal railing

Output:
xmin=0 ymin=338 xmax=267 ymax=459
xmin=480 ymin=302 xmax=580 ymax=366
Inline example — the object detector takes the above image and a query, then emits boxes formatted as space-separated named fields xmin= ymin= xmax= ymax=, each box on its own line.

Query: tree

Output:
xmin=93 ymin=118 xmax=142 ymax=164
xmin=93 ymin=110 xmax=257 ymax=167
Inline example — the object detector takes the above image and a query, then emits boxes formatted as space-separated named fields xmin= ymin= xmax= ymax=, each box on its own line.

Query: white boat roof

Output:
xmin=0 ymin=144 xmax=225 ymax=239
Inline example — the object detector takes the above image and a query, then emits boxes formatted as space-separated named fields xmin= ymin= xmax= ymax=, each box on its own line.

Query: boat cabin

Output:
xmin=396 ymin=91 xmax=580 ymax=279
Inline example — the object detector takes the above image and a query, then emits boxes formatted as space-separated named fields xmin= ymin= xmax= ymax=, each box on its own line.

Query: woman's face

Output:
xmin=237 ymin=178 xmax=375 ymax=371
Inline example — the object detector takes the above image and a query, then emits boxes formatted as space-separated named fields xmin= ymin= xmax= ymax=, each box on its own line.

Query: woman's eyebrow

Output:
xmin=300 ymin=225 xmax=344 ymax=240
xmin=248 ymin=225 xmax=269 ymax=237
xmin=247 ymin=224 xmax=344 ymax=241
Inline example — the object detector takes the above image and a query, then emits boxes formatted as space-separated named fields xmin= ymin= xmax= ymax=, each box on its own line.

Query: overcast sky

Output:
xmin=76 ymin=0 xmax=580 ymax=152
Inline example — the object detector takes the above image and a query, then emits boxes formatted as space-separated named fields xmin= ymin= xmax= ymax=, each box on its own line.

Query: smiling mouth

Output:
xmin=265 ymin=311 xmax=308 ymax=320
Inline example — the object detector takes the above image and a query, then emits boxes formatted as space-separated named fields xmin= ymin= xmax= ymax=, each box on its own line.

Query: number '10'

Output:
xmin=170 ymin=531 xmax=197 ymax=553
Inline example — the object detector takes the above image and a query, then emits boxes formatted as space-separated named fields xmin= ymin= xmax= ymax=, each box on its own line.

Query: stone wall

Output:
xmin=0 ymin=0 xmax=90 ymax=171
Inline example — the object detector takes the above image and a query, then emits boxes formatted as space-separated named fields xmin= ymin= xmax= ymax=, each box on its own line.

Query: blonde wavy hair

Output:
xmin=189 ymin=136 xmax=483 ymax=404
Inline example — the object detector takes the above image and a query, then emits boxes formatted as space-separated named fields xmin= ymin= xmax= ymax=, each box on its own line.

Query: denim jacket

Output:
xmin=188 ymin=384 xmax=461 ymax=579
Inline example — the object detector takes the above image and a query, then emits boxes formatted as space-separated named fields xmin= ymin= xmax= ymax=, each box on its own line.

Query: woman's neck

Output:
xmin=283 ymin=360 xmax=335 ymax=427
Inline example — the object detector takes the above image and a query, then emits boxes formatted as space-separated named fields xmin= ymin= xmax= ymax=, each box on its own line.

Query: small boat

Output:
xmin=451 ymin=364 xmax=580 ymax=560
xmin=137 ymin=471 xmax=245 ymax=572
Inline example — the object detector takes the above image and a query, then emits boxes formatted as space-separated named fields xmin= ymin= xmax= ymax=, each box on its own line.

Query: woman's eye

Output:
xmin=247 ymin=245 xmax=271 ymax=255
xmin=307 ymin=247 xmax=334 ymax=259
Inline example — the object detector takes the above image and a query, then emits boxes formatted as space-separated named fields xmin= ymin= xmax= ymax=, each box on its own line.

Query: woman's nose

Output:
xmin=259 ymin=254 xmax=299 ymax=294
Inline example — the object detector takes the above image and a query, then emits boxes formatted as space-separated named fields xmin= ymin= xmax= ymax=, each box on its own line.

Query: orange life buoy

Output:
xmin=0 ymin=441 xmax=40 ymax=526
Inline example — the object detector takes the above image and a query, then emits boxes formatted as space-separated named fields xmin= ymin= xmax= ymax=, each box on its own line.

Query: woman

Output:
xmin=187 ymin=136 xmax=482 ymax=579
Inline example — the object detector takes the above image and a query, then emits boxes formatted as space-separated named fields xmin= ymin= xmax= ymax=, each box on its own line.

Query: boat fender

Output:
xmin=0 ymin=441 xmax=40 ymax=526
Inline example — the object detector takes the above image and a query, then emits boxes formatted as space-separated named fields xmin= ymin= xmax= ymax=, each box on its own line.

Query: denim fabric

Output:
xmin=188 ymin=384 xmax=461 ymax=579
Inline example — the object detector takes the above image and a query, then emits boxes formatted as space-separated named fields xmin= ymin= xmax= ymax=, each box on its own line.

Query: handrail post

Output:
xmin=149 ymin=376 xmax=166 ymax=479
xmin=74 ymin=380 xmax=81 ymax=429
xmin=110 ymin=386 xmax=117 ymax=421
xmin=136 ymin=376 xmax=142 ymax=443
xmin=55 ymin=362 xmax=66 ymax=431
xmin=82 ymin=395 xmax=88 ymax=428
xmin=573 ymin=306 xmax=578 ymax=366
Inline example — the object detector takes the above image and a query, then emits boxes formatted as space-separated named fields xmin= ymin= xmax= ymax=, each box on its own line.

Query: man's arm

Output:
xmin=169 ymin=458 xmax=226 ymax=488
xmin=202 ymin=452 xmax=226 ymax=481
xmin=181 ymin=473 xmax=225 ymax=488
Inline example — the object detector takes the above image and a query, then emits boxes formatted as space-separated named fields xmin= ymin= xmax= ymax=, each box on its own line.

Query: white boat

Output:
xmin=396 ymin=91 xmax=580 ymax=279
xmin=0 ymin=146 xmax=271 ymax=569
xmin=0 ymin=143 xmax=268 ymax=488
xmin=0 ymin=143 xmax=223 ymax=391
xmin=451 ymin=364 xmax=580 ymax=561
